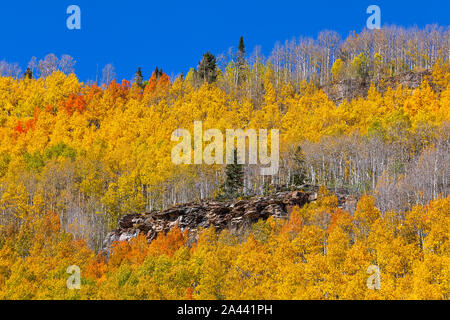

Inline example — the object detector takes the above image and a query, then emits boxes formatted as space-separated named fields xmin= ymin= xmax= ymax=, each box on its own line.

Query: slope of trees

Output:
xmin=0 ymin=25 xmax=448 ymax=300
xmin=0 ymin=42 xmax=448 ymax=249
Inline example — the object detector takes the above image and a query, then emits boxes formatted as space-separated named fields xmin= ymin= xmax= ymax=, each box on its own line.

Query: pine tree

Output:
xmin=197 ymin=51 xmax=217 ymax=84
xmin=290 ymin=146 xmax=307 ymax=187
xmin=236 ymin=36 xmax=246 ymax=84
xmin=152 ymin=67 xmax=164 ymax=79
xmin=218 ymin=149 xmax=244 ymax=199
xmin=24 ymin=68 xmax=33 ymax=79
xmin=238 ymin=36 xmax=245 ymax=56
xmin=135 ymin=67 xmax=143 ymax=88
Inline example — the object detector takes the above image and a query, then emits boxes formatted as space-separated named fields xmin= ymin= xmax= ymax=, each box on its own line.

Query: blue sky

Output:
xmin=0 ymin=0 xmax=448 ymax=82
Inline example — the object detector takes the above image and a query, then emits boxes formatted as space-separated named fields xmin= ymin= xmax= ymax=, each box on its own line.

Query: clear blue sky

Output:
xmin=0 ymin=0 xmax=448 ymax=82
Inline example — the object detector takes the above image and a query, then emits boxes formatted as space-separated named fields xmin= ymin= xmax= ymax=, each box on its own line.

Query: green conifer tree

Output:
xmin=236 ymin=36 xmax=247 ymax=84
xmin=290 ymin=146 xmax=307 ymax=187
xmin=197 ymin=51 xmax=217 ymax=84
xmin=135 ymin=67 xmax=143 ymax=88
xmin=217 ymin=149 xmax=244 ymax=199
xmin=24 ymin=67 xmax=33 ymax=80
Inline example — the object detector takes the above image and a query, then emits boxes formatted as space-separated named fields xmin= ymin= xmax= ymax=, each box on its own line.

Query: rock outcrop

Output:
xmin=321 ymin=70 xmax=432 ymax=104
xmin=103 ymin=187 xmax=356 ymax=250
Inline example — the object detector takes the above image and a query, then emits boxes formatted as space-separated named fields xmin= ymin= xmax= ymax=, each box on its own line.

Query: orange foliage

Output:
xmin=148 ymin=227 xmax=187 ymax=257
xmin=143 ymin=71 xmax=171 ymax=100
xmin=64 ymin=94 xmax=86 ymax=115
xmin=85 ymin=253 xmax=108 ymax=283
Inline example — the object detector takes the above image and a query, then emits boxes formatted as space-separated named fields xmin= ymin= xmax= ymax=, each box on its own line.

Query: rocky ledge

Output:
xmin=321 ymin=70 xmax=433 ymax=104
xmin=103 ymin=188 xmax=356 ymax=250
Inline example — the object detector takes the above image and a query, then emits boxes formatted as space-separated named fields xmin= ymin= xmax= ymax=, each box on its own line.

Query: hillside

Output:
xmin=0 ymin=24 xmax=448 ymax=300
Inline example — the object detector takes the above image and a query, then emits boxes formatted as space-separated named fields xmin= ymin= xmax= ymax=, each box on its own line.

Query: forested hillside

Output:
xmin=0 ymin=25 xmax=448 ymax=299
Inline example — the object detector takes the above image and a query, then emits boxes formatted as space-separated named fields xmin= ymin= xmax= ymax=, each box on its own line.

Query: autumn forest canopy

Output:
xmin=0 ymin=25 xmax=449 ymax=300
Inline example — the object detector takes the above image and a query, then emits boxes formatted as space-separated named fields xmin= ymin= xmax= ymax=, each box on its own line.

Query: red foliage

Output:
xmin=14 ymin=120 xmax=25 ymax=134
xmin=13 ymin=108 xmax=40 ymax=135
xmin=185 ymin=287 xmax=194 ymax=300
xmin=64 ymin=94 xmax=86 ymax=115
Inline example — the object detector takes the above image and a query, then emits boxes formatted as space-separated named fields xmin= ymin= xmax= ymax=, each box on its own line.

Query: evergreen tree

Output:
xmin=135 ymin=67 xmax=143 ymax=88
xmin=236 ymin=36 xmax=247 ymax=84
xmin=217 ymin=149 xmax=244 ymax=199
xmin=238 ymin=36 xmax=245 ymax=56
xmin=24 ymin=67 xmax=33 ymax=79
xmin=153 ymin=67 xmax=164 ymax=79
xmin=290 ymin=146 xmax=307 ymax=186
xmin=197 ymin=51 xmax=217 ymax=84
